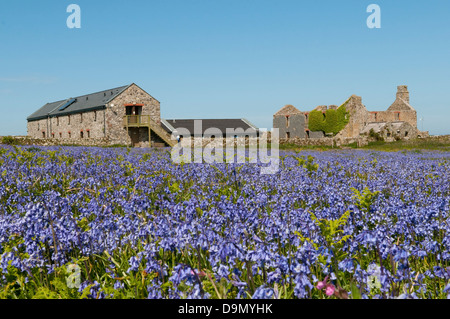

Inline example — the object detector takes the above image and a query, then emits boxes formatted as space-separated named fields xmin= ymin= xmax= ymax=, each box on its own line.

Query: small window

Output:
xmin=286 ymin=116 xmax=290 ymax=128
xmin=51 ymin=133 xmax=55 ymax=138
xmin=42 ymin=131 xmax=46 ymax=138
xmin=68 ymin=132 xmax=71 ymax=138
xmin=94 ymin=111 xmax=97 ymax=122
xmin=374 ymin=113 xmax=378 ymax=121
xmin=87 ymin=130 xmax=90 ymax=138
xmin=395 ymin=113 xmax=400 ymax=120
xmin=405 ymin=131 xmax=408 ymax=137
xmin=68 ymin=115 xmax=71 ymax=125
xmin=59 ymin=132 xmax=62 ymax=138
xmin=80 ymin=131 xmax=84 ymax=139
xmin=286 ymin=132 xmax=290 ymax=138
xmin=80 ymin=113 xmax=83 ymax=123
xmin=57 ymin=117 xmax=59 ymax=126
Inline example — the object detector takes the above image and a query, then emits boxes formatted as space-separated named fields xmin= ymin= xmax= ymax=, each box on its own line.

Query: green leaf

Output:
xmin=351 ymin=283 xmax=362 ymax=299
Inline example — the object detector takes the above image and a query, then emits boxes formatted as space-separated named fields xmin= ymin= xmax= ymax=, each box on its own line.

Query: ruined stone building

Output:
xmin=273 ymin=85 xmax=428 ymax=143
xmin=27 ymin=83 xmax=260 ymax=147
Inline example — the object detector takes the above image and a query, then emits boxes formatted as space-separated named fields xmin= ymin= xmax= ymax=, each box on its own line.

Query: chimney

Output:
xmin=396 ymin=85 xmax=409 ymax=103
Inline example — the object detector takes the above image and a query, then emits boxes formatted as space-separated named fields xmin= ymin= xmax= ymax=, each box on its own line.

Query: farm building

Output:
xmin=27 ymin=83 xmax=260 ymax=147
xmin=161 ymin=118 xmax=259 ymax=138
xmin=273 ymin=85 xmax=428 ymax=142
xmin=27 ymin=83 xmax=174 ymax=147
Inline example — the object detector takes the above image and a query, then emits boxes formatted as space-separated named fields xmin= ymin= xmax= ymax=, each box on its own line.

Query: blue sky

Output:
xmin=0 ymin=0 xmax=449 ymax=135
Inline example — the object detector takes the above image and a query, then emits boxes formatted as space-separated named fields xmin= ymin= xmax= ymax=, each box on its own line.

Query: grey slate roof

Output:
xmin=161 ymin=118 xmax=259 ymax=137
xmin=27 ymin=84 xmax=131 ymax=121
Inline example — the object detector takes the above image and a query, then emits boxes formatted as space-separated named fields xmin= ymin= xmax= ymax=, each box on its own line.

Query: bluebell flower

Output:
xmin=252 ymin=285 xmax=274 ymax=299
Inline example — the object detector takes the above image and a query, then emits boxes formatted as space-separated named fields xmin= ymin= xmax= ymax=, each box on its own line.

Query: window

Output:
xmin=57 ymin=117 xmax=59 ymax=126
xmin=374 ymin=113 xmax=378 ymax=121
xmin=59 ymin=132 xmax=62 ymax=138
xmin=305 ymin=113 xmax=309 ymax=120
xmin=42 ymin=131 xmax=46 ymax=138
xmin=286 ymin=132 xmax=290 ymax=138
xmin=51 ymin=133 xmax=55 ymax=138
xmin=87 ymin=130 xmax=90 ymax=138
xmin=94 ymin=111 xmax=97 ymax=122
xmin=80 ymin=113 xmax=83 ymax=123
xmin=405 ymin=131 xmax=408 ymax=137
xmin=286 ymin=116 xmax=290 ymax=128
xmin=68 ymin=131 xmax=71 ymax=138
xmin=80 ymin=131 xmax=84 ymax=139
xmin=38 ymin=123 xmax=40 ymax=131
xmin=395 ymin=113 xmax=400 ymax=120
xmin=68 ymin=115 xmax=71 ymax=125
xmin=58 ymin=98 xmax=76 ymax=111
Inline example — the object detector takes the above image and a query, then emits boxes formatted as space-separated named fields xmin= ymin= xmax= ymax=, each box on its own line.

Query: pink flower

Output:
xmin=325 ymin=283 xmax=335 ymax=296
xmin=316 ymin=276 xmax=328 ymax=290
xmin=316 ymin=281 xmax=326 ymax=290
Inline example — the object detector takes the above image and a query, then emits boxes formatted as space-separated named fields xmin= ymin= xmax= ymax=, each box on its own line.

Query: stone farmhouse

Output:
xmin=273 ymin=85 xmax=428 ymax=144
xmin=27 ymin=83 xmax=258 ymax=147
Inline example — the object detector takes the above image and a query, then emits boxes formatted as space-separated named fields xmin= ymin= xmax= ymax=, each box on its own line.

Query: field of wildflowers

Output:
xmin=0 ymin=145 xmax=449 ymax=299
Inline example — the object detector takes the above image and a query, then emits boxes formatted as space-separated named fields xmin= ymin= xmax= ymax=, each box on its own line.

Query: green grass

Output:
xmin=276 ymin=137 xmax=450 ymax=152
xmin=360 ymin=138 xmax=450 ymax=152
xmin=275 ymin=143 xmax=335 ymax=151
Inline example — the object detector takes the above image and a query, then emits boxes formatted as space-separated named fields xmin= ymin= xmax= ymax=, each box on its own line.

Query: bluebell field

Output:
xmin=0 ymin=145 xmax=449 ymax=299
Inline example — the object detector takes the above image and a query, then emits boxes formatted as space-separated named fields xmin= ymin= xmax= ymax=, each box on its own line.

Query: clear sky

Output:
xmin=0 ymin=0 xmax=449 ymax=135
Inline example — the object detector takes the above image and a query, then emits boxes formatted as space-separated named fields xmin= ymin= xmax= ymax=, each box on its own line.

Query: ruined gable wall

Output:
xmin=273 ymin=113 xmax=306 ymax=138
xmin=335 ymin=95 xmax=369 ymax=139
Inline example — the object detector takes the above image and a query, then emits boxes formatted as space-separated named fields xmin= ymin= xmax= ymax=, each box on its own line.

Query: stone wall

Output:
xmin=273 ymin=113 xmax=307 ymax=138
xmin=105 ymin=84 xmax=161 ymax=145
xmin=2 ymin=136 xmax=114 ymax=147
xmin=368 ymin=110 xmax=417 ymax=128
xmin=27 ymin=118 xmax=48 ymax=139
xmin=335 ymin=95 xmax=370 ymax=139
xmin=309 ymin=131 xmax=324 ymax=139
xmin=27 ymin=109 xmax=107 ymax=140
xmin=280 ymin=136 xmax=369 ymax=147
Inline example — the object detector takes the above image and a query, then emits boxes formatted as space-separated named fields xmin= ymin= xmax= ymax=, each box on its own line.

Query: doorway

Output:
xmin=126 ymin=105 xmax=142 ymax=124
